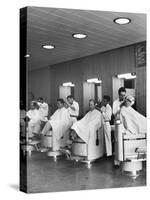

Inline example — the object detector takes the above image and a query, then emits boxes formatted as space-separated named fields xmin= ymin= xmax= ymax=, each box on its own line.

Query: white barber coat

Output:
xmin=101 ymin=104 xmax=112 ymax=156
xmin=113 ymin=99 xmax=123 ymax=117
xmin=67 ymin=100 xmax=79 ymax=124
xmin=38 ymin=102 xmax=49 ymax=119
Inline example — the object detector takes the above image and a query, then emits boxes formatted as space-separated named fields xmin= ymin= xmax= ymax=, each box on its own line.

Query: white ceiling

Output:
xmin=26 ymin=7 xmax=146 ymax=71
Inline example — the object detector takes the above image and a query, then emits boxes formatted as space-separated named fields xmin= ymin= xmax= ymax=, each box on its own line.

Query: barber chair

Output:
xmin=115 ymin=122 xmax=146 ymax=178
xmin=20 ymin=121 xmax=46 ymax=157
xmin=21 ymin=134 xmax=41 ymax=157
xmin=40 ymin=130 xmax=70 ymax=161
xmin=71 ymin=127 xmax=105 ymax=168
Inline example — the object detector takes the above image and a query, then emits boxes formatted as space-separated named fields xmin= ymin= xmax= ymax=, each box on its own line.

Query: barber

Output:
xmin=112 ymin=87 xmax=126 ymax=166
xmin=101 ymin=96 xmax=112 ymax=157
xmin=113 ymin=87 xmax=126 ymax=121
xmin=66 ymin=95 xmax=79 ymax=124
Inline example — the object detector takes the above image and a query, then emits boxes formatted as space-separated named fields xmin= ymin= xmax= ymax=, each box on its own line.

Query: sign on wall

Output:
xmin=135 ymin=42 xmax=146 ymax=67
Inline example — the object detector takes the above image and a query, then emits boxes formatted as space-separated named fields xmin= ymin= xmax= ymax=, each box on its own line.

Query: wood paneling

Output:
xmin=135 ymin=67 xmax=146 ymax=116
xmin=50 ymin=44 xmax=136 ymax=114
xmin=28 ymin=43 xmax=146 ymax=115
xmin=28 ymin=67 xmax=52 ymax=114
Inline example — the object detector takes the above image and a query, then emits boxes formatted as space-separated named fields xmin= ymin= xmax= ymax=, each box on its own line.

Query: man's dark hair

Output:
xmin=32 ymin=101 xmax=39 ymax=109
xmin=67 ymin=95 xmax=74 ymax=99
xmin=57 ymin=98 xmax=65 ymax=104
xmin=38 ymin=97 xmax=44 ymax=101
xmin=103 ymin=95 xmax=110 ymax=102
xmin=118 ymin=87 xmax=126 ymax=94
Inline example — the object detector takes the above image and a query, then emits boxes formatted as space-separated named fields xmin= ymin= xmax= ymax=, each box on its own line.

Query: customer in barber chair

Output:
xmin=119 ymin=95 xmax=146 ymax=135
xmin=70 ymin=99 xmax=102 ymax=144
xmin=26 ymin=101 xmax=43 ymax=139
xmin=41 ymin=99 xmax=73 ymax=151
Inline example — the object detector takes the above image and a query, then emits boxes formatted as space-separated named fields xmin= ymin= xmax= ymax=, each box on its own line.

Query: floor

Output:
xmin=24 ymin=151 xmax=146 ymax=193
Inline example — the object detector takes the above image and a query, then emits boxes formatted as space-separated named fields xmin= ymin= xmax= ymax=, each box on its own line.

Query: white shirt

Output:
xmin=26 ymin=109 xmax=42 ymax=123
xmin=38 ymin=102 xmax=49 ymax=118
xmin=112 ymin=99 xmax=123 ymax=116
xmin=67 ymin=100 xmax=79 ymax=117
xmin=101 ymin=104 xmax=112 ymax=122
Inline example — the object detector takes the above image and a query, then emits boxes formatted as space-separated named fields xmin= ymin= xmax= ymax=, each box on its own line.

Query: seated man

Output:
xmin=41 ymin=99 xmax=72 ymax=151
xmin=120 ymin=95 xmax=146 ymax=135
xmin=26 ymin=101 xmax=42 ymax=138
xmin=71 ymin=99 xmax=102 ymax=144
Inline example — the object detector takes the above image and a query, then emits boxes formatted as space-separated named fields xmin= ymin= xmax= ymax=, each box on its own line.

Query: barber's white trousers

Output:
xmin=103 ymin=122 xmax=112 ymax=156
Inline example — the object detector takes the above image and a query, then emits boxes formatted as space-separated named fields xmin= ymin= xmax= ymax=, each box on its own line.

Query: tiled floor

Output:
xmin=25 ymin=152 xmax=146 ymax=193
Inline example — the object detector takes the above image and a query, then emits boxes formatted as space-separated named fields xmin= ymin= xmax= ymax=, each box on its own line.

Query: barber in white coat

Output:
xmin=113 ymin=87 xmax=126 ymax=120
xmin=113 ymin=87 xmax=126 ymax=165
xmin=101 ymin=96 xmax=112 ymax=157
xmin=37 ymin=97 xmax=49 ymax=120
xmin=66 ymin=95 xmax=79 ymax=124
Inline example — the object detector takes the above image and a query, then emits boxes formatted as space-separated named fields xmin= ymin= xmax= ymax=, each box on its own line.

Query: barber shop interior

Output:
xmin=20 ymin=7 xmax=147 ymax=193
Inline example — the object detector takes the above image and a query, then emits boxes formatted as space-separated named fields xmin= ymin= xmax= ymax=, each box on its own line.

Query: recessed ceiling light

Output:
xmin=87 ymin=78 xmax=102 ymax=83
xmin=114 ymin=17 xmax=131 ymax=25
xmin=62 ymin=82 xmax=75 ymax=87
xmin=72 ymin=33 xmax=87 ymax=39
xmin=42 ymin=44 xmax=55 ymax=49
xmin=24 ymin=54 xmax=30 ymax=58
xmin=117 ymin=73 xmax=136 ymax=79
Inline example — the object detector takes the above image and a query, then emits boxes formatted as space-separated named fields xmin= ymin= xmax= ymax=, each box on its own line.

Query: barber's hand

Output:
xmin=101 ymin=106 xmax=105 ymax=112
xmin=64 ymin=102 xmax=69 ymax=108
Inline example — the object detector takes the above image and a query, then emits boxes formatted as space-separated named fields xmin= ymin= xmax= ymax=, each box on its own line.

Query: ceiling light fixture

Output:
xmin=117 ymin=73 xmax=136 ymax=79
xmin=87 ymin=78 xmax=102 ymax=83
xmin=42 ymin=44 xmax=55 ymax=49
xmin=62 ymin=82 xmax=75 ymax=87
xmin=114 ymin=17 xmax=131 ymax=25
xmin=72 ymin=33 xmax=87 ymax=39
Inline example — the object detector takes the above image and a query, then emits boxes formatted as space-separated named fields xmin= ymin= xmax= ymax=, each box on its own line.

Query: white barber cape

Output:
xmin=71 ymin=109 xmax=102 ymax=144
xmin=49 ymin=107 xmax=72 ymax=141
xmin=26 ymin=109 xmax=42 ymax=137
xmin=120 ymin=106 xmax=146 ymax=134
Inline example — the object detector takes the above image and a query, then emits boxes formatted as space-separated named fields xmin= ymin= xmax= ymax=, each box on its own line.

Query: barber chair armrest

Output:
xmin=123 ymin=132 xmax=146 ymax=140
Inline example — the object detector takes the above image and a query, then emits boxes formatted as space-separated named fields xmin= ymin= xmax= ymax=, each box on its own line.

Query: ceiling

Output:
xmin=26 ymin=7 xmax=146 ymax=71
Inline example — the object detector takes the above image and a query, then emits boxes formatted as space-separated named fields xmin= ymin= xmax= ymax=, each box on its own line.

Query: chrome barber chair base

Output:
xmin=71 ymin=155 xmax=95 ymax=168
xmin=47 ymin=150 xmax=62 ymax=162
xmin=81 ymin=159 xmax=96 ymax=169
xmin=21 ymin=144 xmax=35 ymax=157
xmin=121 ymin=161 xmax=143 ymax=179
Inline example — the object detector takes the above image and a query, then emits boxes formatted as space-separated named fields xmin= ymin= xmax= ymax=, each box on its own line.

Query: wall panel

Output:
xmin=28 ymin=43 xmax=146 ymax=115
